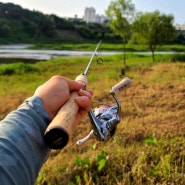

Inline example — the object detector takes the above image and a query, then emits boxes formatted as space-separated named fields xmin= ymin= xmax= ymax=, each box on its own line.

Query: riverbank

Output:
xmin=30 ymin=43 xmax=185 ymax=52
xmin=0 ymin=43 xmax=184 ymax=64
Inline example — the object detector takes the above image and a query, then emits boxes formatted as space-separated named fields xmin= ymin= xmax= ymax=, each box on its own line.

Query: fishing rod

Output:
xmin=44 ymin=41 xmax=132 ymax=149
xmin=44 ymin=40 xmax=102 ymax=149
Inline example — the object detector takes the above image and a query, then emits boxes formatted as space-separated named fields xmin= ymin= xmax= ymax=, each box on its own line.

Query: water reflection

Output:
xmin=0 ymin=44 xmax=121 ymax=61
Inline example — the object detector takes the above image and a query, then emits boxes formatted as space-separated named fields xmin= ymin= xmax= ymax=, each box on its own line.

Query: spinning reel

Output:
xmin=77 ymin=77 xmax=132 ymax=146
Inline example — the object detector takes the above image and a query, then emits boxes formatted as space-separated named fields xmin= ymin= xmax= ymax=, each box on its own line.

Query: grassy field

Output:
xmin=29 ymin=43 xmax=185 ymax=52
xmin=0 ymin=53 xmax=185 ymax=185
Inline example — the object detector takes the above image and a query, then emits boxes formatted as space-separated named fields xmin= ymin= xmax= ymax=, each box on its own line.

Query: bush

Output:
xmin=170 ymin=54 xmax=185 ymax=62
xmin=0 ymin=62 xmax=39 ymax=75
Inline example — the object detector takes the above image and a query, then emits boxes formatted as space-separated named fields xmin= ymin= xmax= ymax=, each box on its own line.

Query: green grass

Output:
xmin=0 ymin=62 xmax=38 ymax=75
xmin=29 ymin=43 xmax=185 ymax=52
xmin=0 ymin=53 xmax=185 ymax=185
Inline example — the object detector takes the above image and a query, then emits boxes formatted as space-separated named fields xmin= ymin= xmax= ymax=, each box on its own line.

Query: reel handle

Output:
xmin=110 ymin=77 xmax=132 ymax=94
xmin=44 ymin=74 xmax=88 ymax=149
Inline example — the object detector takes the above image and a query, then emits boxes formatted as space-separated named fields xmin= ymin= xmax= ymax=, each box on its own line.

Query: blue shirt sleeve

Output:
xmin=0 ymin=96 xmax=51 ymax=185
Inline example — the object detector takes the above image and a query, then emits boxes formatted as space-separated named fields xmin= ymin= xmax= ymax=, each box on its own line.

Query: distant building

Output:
xmin=95 ymin=14 xmax=108 ymax=25
xmin=84 ymin=7 xmax=96 ymax=23
xmin=74 ymin=14 xmax=78 ymax=19
xmin=175 ymin=24 xmax=185 ymax=30
xmin=83 ymin=7 xmax=108 ymax=25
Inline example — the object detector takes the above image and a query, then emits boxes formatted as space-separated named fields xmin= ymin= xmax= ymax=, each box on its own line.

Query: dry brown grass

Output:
xmin=38 ymin=62 xmax=185 ymax=185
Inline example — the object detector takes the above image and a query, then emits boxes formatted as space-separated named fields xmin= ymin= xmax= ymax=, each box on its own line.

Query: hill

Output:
xmin=0 ymin=2 xmax=185 ymax=45
xmin=0 ymin=2 xmax=120 ymax=44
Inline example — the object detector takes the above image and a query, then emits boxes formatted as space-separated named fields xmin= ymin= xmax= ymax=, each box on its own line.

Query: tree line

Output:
xmin=0 ymin=2 xmax=120 ymax=43
xmin=106 ymin=0 xmax=185 ymax=63
xmin=0 ymin=1 xmax=184 ymax=48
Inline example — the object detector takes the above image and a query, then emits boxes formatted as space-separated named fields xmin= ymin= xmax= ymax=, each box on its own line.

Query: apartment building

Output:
xmin=83 ymin=7 xmax=96 ymax=23
xmin=175 ymin=24 xmax=185 ymax=30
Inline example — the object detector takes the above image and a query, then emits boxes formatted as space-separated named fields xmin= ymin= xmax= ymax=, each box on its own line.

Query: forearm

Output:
xmin=0 ymin=96 xmax=51 ymax=185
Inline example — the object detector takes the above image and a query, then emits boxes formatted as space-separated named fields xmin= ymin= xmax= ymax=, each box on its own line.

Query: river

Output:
xmin=0 ymin=44 xmax=182 ymax=61
xmin=0 ymin=44 xmax=122 ymax=61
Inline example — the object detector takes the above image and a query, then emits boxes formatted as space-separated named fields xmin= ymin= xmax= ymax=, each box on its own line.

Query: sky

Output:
xmin=0 ymin=0 xmax=185 ymax=25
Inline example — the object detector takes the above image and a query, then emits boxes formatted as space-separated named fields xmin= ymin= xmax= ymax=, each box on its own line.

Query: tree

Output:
xmin=132 ymin=11 xmax=176 ymax=62
xmin=106 ymin=0 xmax=136 ymax=67
xmin=0 ymin=19 xmax=11 ymax=37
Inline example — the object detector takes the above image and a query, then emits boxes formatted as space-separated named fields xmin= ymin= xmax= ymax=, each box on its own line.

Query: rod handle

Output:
xmin=44 ymin=74 xmax=88 ymax=149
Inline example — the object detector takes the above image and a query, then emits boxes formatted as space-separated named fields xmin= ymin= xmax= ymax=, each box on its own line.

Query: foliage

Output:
xmin=68 ymin=147 xmax=109 ymax=185
xmin=132 ymin=10 xmax=176 ymax=62
xmin=0 ymin=62 xmax=39 ymax=75
xmin=0 ymin=2 xmax=56 ymax=42
xmin=106 ymin=0 xmax=136 ymax=66
xmin=174 ymin=30 xmax=185 ymax=44
xmin=106 ymin=0 xmax=136 ymax=37
xmin=170 ymin=54 xmax=185 ymax=62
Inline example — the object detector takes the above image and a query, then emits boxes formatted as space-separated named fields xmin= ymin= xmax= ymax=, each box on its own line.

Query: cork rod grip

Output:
xmin=44 ymin=74 xmax=88 ymax=149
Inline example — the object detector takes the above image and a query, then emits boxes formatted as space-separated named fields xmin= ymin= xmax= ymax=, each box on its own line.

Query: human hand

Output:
xmin=34 ymin=75 xmax=93 ymax=123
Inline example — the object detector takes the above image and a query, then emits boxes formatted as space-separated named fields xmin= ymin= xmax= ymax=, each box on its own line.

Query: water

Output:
xmin=0 ymin=44 xmax=182 ymax=61
xmin=0 ymin=44 xmax=121 ymax=61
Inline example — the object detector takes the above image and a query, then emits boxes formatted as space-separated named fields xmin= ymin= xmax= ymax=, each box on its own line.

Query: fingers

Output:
xmin=75 ymin=90 xmax=93 ymax=121
xmin=35 ymin=75 xmax=93 ymax=124
xmin=34 ymin=75 xmax=85 ymax=120
xmin=78 ymin=89 xmax=93 ymax=99
xmin=66 ymin=78 xmax=84 ymax=92
xmin=76 ymin=90 xmax=93 ymax=109
xmin=43 ymin=75 xmax=83 ymax=92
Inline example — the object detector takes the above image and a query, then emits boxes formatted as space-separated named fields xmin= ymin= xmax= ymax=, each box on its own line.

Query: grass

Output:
xmin=29 ymin=43 xmax=185 ymax=52
xmin=0 ymin=53 xmax=185 ymax=184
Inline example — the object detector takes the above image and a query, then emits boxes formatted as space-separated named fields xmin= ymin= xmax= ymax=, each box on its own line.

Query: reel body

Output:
xmin=94 ymin=104 xmax=119 ymax=138
xmin=77 ymin=92 xmax=121 ymax=145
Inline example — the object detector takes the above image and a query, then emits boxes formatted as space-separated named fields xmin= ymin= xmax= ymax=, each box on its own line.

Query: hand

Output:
xmin=34 ymin=75 xmax=93 ymax=122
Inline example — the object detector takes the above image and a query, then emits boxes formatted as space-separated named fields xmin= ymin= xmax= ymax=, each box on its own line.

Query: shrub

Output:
xmin=170 ymin=54 xmax=185 ymax=62
xmin=0 ymin=62 xmax=39 ymax=75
